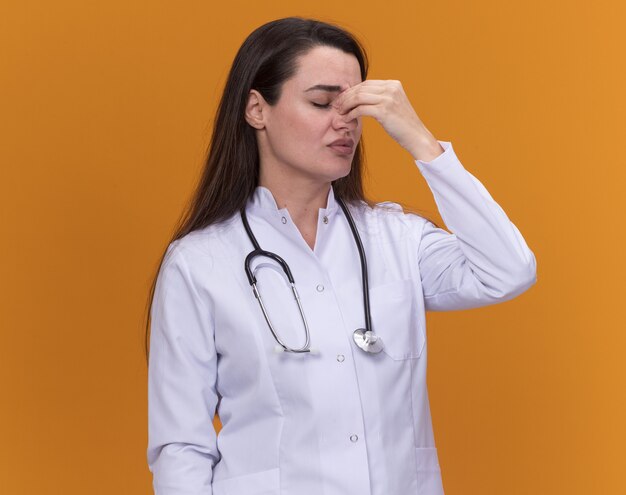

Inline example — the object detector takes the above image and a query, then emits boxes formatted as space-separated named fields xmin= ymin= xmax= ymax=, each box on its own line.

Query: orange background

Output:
xmin=1 ymin=1 xmax=625 ymax=493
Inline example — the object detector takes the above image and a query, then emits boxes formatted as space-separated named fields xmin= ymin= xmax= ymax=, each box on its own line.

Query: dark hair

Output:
xmin=195 ymin=16 xmax=372 ymax=225
xmin=143 ymin=17 xmax=439 ymax=364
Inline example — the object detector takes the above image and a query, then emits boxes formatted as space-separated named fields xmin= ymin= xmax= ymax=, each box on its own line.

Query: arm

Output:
xmin=333 ymin=79 xmax=537 ymax=310
xmin=414 ymin=141 xmax=537 ymax=311
xmin=147 ymin=242 xmax=220 ymax=494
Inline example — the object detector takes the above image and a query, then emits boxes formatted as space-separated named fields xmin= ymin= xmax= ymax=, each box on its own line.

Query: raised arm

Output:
xmin=147 ymin=242 xmax=220 ymax=494
xmin=414 ymin=141 xmax=537 ymax=311
xmin=332 ymin=79 xmax=537 ymax=311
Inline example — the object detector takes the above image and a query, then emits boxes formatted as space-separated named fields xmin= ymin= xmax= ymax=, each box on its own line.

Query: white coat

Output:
xmin=147 ymin=140 xmax=537 ymax=495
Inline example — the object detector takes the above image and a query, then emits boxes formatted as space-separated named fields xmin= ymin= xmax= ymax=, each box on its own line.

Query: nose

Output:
xmin=332 ymin=107 xmax=359 ymax=132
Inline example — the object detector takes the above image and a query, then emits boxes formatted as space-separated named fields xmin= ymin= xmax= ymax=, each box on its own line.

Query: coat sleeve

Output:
xmin=413 ymin=141 xmax=537 ymax=311
xmin=147 ymin=242 xmax=220 ymax=494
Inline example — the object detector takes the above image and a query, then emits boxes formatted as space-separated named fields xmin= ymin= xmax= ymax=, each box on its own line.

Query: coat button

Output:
xmin=316 ymin=284 xmax=324 ymax=292
xmin=336 ymin=354 xmax=345 ymax=362
xmin=350 ymin=434 xmax=359 ymax=442
xmin=323 ymin=216 xmax=329 ymax=224
xmin=281 ymin=216 xmax=287 ymax=224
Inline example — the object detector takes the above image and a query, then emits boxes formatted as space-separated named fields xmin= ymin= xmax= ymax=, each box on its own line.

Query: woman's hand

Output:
xmin=332 ymin=80 xmax=444 ymax=162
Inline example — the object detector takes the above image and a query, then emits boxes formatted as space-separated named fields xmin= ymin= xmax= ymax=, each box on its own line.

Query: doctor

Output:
xmin=146 ymin=16 xmax=537 ymax=495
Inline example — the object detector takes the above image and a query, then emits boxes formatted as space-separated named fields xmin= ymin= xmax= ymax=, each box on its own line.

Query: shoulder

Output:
xmin=348 ymin=199 xmax=430 ymax=240
xmin=154 ymin=215 xmax=241 ymax=309
xmin=162 ymin=214 xmax=241 ymax=271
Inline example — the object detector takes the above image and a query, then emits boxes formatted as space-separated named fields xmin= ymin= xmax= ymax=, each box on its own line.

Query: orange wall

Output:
xmin=1 ymin=1 xmax=624 ymax=493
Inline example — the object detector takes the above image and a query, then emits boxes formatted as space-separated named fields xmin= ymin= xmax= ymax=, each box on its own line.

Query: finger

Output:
xmin=351 ymin=79 xmax=389 ymax=86
xmin=337 ymin=80 xmax=387 ymax=100
xmin=334 ymin=89 xmax=385 ymax=113
xmin=337 ymin=93 xmax=385 ymax=115
xmin=341 ymin=103 xmax=381 ymax=123
xmin=333 ymin=80 xmax=395 ymax=112
xmin=351 ymin=80 xmax=403 ymax=95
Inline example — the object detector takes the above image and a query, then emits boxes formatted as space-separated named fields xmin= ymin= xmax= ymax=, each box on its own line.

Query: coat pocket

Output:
xmin=369 ymin=279 xmax=425 ymax=360
xmin=415 ymin=447 xmax=444 ymax=494
xmin=211 ymin=467 xmax=280 ymax=495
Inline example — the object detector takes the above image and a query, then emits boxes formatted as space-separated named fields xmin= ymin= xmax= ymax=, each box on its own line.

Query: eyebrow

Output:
xmin=304 ymin=84 xmax=343 ymax=93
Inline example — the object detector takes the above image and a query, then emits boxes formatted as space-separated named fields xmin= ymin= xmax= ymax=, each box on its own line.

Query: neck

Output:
xmin=260 ymin=176 xmax=330 ymax=219
xmin=258 ymin=169 xmax=331 ymax=250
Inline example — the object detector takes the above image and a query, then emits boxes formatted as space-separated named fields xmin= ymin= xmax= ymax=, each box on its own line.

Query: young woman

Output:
xmin=145 ymin=16 xmax=537 ymax=495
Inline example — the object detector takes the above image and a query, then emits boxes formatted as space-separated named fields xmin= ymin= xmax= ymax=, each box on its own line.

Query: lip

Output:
xmin=328 ymin=138 xmax=355 ymax=155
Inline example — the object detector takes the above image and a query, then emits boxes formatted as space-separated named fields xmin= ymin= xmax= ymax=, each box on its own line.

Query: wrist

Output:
xmin=407 ymin=133 xmax=444 ymax=162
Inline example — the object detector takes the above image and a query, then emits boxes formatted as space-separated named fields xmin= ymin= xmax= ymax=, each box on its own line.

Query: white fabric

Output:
xmin=147 ymin=140 xmax=537 ymax=495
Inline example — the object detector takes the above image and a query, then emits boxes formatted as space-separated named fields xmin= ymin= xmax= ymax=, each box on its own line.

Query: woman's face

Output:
xmin=251 ymin=45 xmax=363 ymax=186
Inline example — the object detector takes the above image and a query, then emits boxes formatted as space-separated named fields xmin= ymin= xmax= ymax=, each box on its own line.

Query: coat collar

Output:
xmin=247 ymin=185 xmax=340 ymax=218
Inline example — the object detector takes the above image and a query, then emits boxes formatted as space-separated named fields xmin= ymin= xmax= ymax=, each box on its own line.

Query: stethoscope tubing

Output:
xmin=240 ymin=194 xmax=374 ymax=353
xmin=336 ymin=197 xmax=372 ymax=335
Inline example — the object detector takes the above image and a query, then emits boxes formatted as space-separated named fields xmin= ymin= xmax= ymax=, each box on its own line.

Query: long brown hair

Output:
xmin=143 ymin=17 xmax=440 ymax=365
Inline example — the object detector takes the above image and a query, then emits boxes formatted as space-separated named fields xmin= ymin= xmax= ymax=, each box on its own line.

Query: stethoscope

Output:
xmin=240 ymin=195 xmax=384 ymax=355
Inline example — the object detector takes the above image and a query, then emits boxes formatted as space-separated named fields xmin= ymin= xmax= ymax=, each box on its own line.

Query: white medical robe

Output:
xmin=147 ymin=140 xmax=537 ymax=495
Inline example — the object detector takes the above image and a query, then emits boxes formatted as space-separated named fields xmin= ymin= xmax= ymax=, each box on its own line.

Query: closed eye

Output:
xmin=312 ymin=102 xmax=331 ymax=109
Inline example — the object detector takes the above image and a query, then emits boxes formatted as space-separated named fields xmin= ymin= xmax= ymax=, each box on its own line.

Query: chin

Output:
xmin=324 ymin=166 xmax=352 ymax=183
xmin=302 ymin=156 xmax=353 ymax=183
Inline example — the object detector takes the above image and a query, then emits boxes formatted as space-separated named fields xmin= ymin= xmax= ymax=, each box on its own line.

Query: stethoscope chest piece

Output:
xmin=353 ymin=328 xmax=384 ymax=354
xmin=241 ymin=195 xmax=386 ymax=356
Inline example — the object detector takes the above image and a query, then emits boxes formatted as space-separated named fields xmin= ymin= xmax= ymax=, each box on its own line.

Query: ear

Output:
xmin=245 ymin=89 xmax=267 ymax=129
